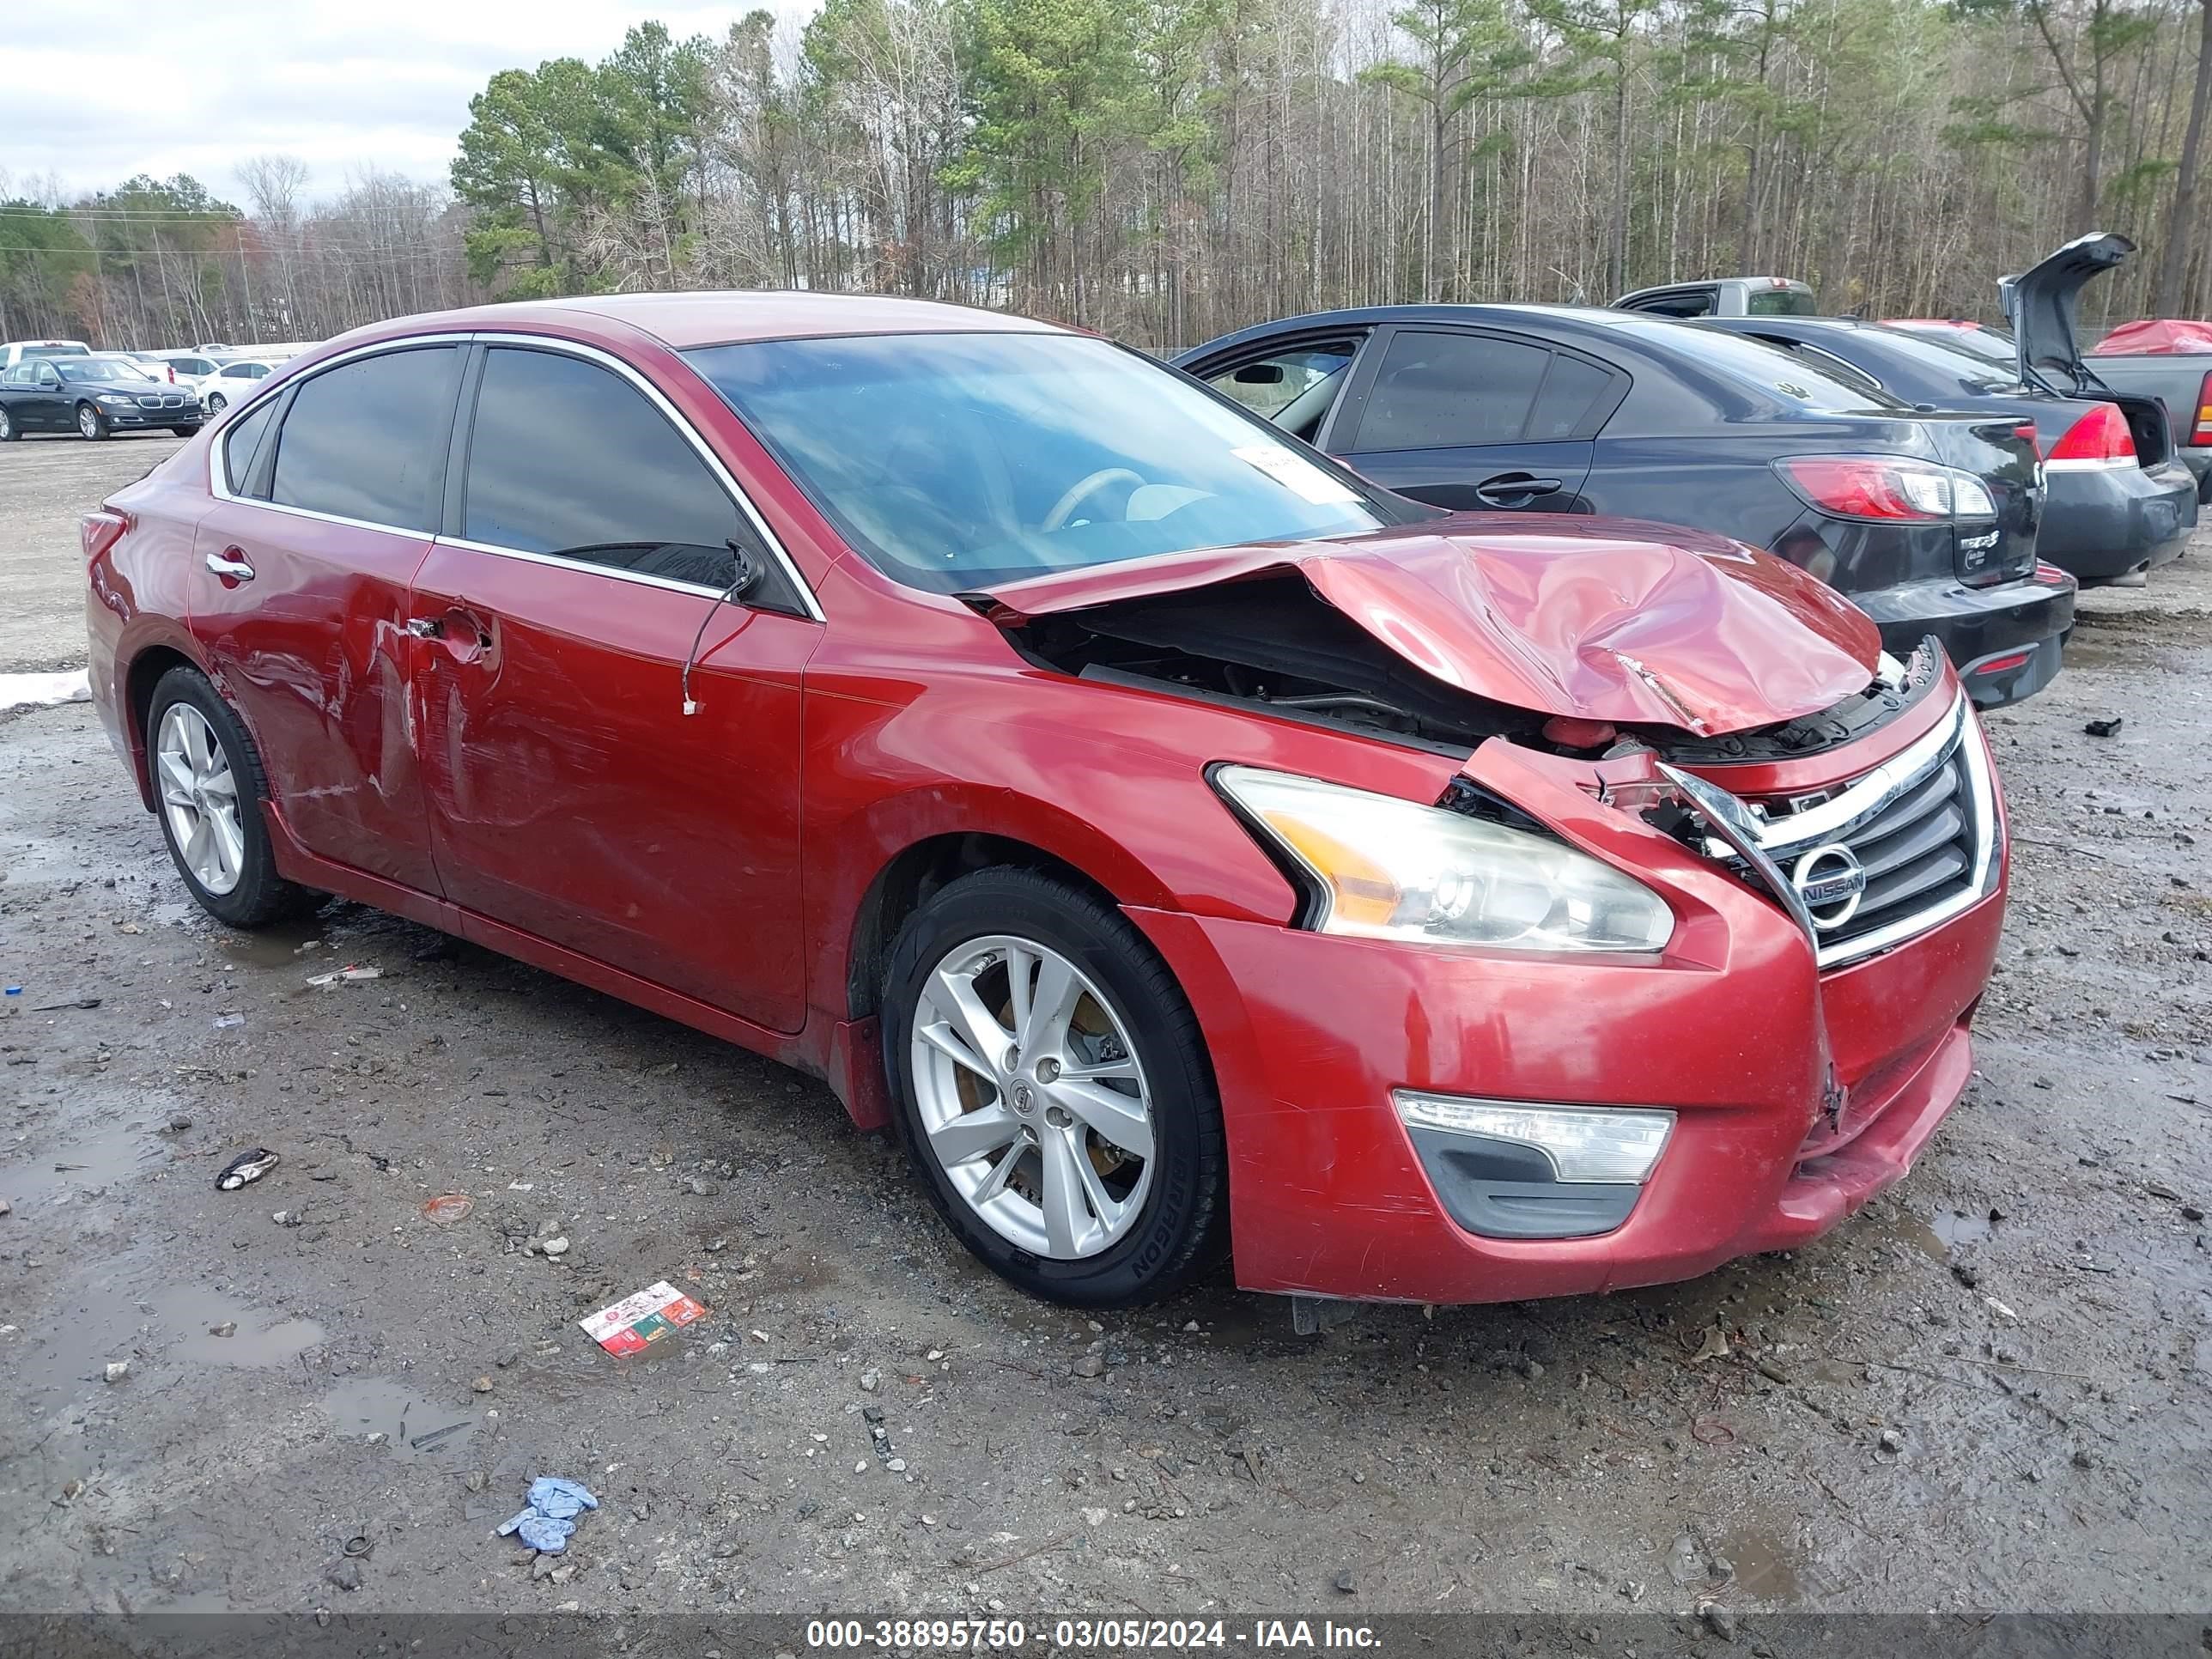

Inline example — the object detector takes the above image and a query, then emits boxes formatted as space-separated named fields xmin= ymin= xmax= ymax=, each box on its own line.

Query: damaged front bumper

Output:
xmin=1129 ymin=672 xmax=2007 ymax=1306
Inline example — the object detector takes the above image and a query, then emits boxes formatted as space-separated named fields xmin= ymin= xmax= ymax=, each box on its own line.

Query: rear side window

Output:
xmin=460 ymin=346 xmax=751 ymax=589
xmin=1351 ymin=332 xmax=1554 ymax=451
xmin=222 ymin=401 xmax=276 ymax=494
xmin=1527 ymin=356 xmax=1615 ymax=438
xmin=270 ymin=346 xmax=459 ymax=531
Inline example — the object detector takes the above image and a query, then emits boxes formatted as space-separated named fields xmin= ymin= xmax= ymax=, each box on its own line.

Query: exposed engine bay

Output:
xmin=1006 ymin=573 xmax=1933 ymax=763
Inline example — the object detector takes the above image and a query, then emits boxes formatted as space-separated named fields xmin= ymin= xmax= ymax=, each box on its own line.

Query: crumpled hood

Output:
xmin=972 ymin=514 xmax=1881 ymax=736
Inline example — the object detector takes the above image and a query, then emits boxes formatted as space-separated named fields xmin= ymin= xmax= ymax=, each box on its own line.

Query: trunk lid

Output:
xmin=2000 ymin=231 xmax=2135 ymax=396
xmin=1915 ymin=411 xmax=2045 ymax=585
xmin=971 ymin=515 xmax=1881 ymax=737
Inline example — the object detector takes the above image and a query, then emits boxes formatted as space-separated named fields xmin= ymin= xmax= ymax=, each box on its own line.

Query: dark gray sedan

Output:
xmin=0 ymin=354 xmax=204 ymax=441
xmin=1703 ymin=314 xmax=2197 ymax=586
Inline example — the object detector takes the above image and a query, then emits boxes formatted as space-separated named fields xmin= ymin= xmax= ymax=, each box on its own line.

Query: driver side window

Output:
xmin=1206 ymin=341 xmax=1361 ymax=440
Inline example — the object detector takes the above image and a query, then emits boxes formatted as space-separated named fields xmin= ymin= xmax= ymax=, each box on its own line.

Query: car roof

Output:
xmin=1178 ymin=302 xmax=1741 ymax=362
xmin=328 ymin=292 xmax=1070 ymax=356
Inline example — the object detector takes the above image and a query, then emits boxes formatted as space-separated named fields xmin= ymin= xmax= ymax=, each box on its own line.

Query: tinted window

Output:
xmin=1750 ymin=336 xmax=1886 ymax=396
xmin=1745 ymin=287 xmax=1820 ymax=316
xmin=1527 ymin=356 xmax=1614 ymax=438
xmin=270 ymin=346 xmax=459 ymax=531
xmin=1352 ymin=332 xmax=1552 ymax=451
xmin=1631 ymin=289 xmax=1716 ymax=318
xmin=1678 ymin=325 xmax=1908 ymax=410
xmin=3 ymin=366 xmax=32 ymax=387
xmin=686 ymin=333 xmax=1384 ymax=593
xmin=26 ymin=343 xmax=88 ymax=357
xmin=222 ymin=401 xmax=276 ymax=495
xmin=462 ymin=347 xmax=749 ymax=588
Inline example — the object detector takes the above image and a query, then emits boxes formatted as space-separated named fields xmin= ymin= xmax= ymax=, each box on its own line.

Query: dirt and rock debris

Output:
xmin=0 ymin=435 xmax=2206 ymax=1625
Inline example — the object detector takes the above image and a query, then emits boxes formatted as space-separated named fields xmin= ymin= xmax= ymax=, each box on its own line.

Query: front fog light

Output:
xmin=1395 ymin=1091 xmax=1674 ymax=1183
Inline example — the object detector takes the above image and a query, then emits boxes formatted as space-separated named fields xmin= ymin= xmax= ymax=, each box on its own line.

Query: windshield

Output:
xmin=684 ymin=332 xmax=1387 ymax=592
xmin=1857 ymin=325 xmax=2022 ymax=390
xmin=59 ymin=359 xmax=152 ymax=383
xmin=1677 ymin=325 xmax=1911 ymax=410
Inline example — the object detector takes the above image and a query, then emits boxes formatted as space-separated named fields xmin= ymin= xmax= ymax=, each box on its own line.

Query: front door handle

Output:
xmin=1473 ymin=474 xmax=1565 ymax=508
xmin=204 ymin=548 xmax=254 ymax=581
xmin=1477 ymin=473 xmax=1565 ymax=506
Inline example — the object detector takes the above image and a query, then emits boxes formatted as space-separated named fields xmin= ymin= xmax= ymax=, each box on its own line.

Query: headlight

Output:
xmin=96 ymin=392 xmax=135 ymax=404
xmin=1212 ymin=765 xmax=1674 ymax=953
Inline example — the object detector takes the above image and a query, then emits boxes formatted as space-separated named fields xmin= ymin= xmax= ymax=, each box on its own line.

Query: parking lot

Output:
xmin=2 ymin=433 xmax=2209 ymax=1625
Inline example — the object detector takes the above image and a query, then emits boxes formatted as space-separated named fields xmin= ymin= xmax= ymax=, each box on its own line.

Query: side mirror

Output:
xmin=1233 ymin=362 xmax=1286 ymax=386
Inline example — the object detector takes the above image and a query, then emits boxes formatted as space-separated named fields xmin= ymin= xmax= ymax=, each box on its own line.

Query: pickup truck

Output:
xmin=2085 ymin=319 xmax=2212 ymax=501
xmin=1611 ymin=276 xmax=1817 ymax=318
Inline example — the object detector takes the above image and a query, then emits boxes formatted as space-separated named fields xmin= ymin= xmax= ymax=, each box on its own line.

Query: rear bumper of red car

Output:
xmin=1132 ymin=836 xmax=2003 ymax=1307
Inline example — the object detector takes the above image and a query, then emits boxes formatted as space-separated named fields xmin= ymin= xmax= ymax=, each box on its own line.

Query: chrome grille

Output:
xmin=137 ymin=392 xmax=187 ymax=409
xmin=1663 ymin=689 xmax=2001 ymax=969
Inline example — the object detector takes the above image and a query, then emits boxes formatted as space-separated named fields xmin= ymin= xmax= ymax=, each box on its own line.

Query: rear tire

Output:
xmin=145 ymin=665 xmax=317 ymax=928
xmin=76 ymin=402 xmax=107 ymax=441
xmin=881 ymin=866 xmax=1227 ymax=1308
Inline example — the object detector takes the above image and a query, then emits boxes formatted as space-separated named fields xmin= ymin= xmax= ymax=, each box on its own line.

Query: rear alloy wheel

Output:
xmin=884 ymin=868 xmax=1226 ymax=1307
xmin=146 ymin=665 xmax=316 ymax=927
xmin=77 ymin=402 xmax=107 ymax=441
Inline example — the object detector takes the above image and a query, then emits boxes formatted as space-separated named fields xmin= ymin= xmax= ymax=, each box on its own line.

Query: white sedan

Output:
xmin=198 ymin=358 xmax=282 ymax=412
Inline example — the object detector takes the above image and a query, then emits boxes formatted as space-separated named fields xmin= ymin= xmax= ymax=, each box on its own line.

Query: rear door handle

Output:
xmin=204 ymin=548 xmax=254 ymax=581
xmin=1473 ymin=474 xmax=1564 ymax=507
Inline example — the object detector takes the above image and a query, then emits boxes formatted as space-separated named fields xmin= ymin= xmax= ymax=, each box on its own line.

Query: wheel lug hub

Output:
xmin=1045 ymin=1105 xmax=1073 ymax=1128
xmin=1036 ymin=1058 xmax=1060 ymax=1082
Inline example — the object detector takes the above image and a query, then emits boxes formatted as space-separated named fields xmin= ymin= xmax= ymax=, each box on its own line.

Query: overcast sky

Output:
xmin=3 ymin=1 xmax=807 ymax=204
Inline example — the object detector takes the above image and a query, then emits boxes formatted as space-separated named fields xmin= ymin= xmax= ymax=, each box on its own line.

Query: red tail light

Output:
xmin=2191 ymin=371 xmax=2211 ymax=447
xmin=2012 ymin=422 xmax=2038 ymax=448
xmin=1773 ymin=455 xmax=1996 ymax=521
xmin=82 ymin=509 xmax=129 ymax=562
xmin=2045 ymin=402 xmax=2136 ymax=467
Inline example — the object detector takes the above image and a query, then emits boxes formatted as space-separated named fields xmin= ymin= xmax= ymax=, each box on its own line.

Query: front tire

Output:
xmin=0 ymin=406 xmax=15 ymax=441
xmin=205 ymin=392 xmax=228 ymax=412
xmin=145 ymin=665 xmax=315 ymax=928
xmin=881 ymin=867 xmax=1227 ymax=1308
xmin=76 ymin=403 xmax=107 ymax=441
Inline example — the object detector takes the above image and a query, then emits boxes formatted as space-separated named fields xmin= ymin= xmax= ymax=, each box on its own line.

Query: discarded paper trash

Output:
xmin=579 ymin=1281 xmax=708 ymax=1356
xmin=307 ymin=965 xmax=383 ymax=987
xmin=496 ymin=1475 xmax=599 ymax=1554
xmin=216 ymin=1149 xmax=280 ymax=1191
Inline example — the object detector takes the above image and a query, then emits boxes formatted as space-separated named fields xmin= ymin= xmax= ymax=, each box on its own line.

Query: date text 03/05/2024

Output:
xmin=804 ymin=1619 xmax=1382 ymax=1650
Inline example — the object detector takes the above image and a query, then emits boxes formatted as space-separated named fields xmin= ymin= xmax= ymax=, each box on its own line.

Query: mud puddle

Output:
xmin=321 ymin=1377 xmax=481 ymax=1459
xmin=0 ymin=1120 xmax=167 ymax=1209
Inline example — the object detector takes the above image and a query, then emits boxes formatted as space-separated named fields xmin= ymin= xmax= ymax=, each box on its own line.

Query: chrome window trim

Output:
xmin=1671 ymin=688 xmax=2002 ymax=971
xmin=428 ymin=535 xmax=741 ymax=602
xmin=204 ymin=329 xmax=825 ymax=623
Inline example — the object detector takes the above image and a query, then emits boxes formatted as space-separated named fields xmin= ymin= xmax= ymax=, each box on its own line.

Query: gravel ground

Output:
xmin=0 ymin=434 xmax=2207 ymax=1625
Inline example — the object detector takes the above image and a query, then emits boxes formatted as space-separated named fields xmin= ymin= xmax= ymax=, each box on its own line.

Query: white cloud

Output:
xmin=0 ymin=0 xmax=814 ymax=205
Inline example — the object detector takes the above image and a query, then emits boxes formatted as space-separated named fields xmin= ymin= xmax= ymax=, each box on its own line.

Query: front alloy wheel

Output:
xmin=205 ymin=392 xmax=227 ymax=412
xmin=77 ymin=403 xmax=107 ymax=441
xmin=884 ymin=867 xmax=1226 ymax=1308
xmin=911 ymin=935 xmax=1156 ymax=1259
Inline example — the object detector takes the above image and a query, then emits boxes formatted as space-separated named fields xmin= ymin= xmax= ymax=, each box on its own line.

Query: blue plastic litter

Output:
xmin=496 ymin=1476 xmax=600 ymax=1555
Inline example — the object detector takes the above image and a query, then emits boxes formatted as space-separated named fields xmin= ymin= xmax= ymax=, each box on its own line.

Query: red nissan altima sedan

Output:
xmin=83 ymin=294 xmax=2007 ymax=1310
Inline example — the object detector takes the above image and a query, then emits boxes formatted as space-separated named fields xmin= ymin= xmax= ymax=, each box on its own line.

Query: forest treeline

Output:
xmin=3 ymin=0 xmax=2208 ymax=353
